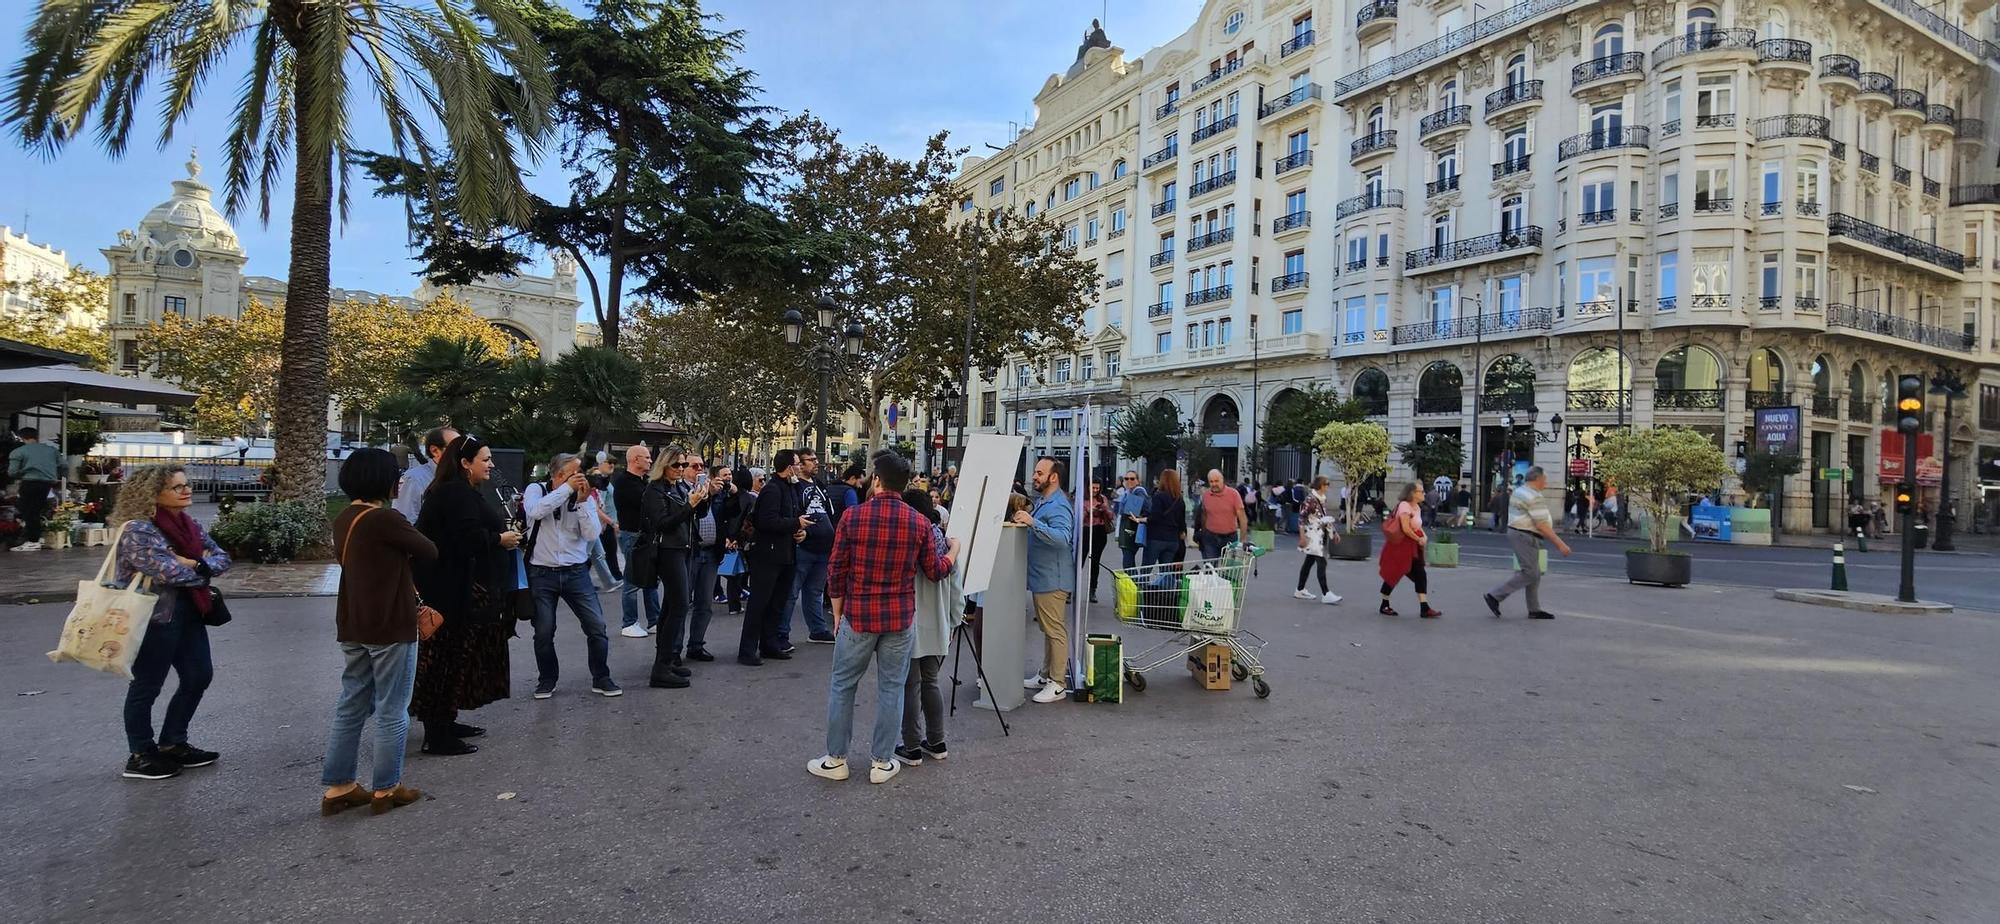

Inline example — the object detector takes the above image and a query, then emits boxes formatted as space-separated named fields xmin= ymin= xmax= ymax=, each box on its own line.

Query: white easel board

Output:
xmin=946 ymin=433 xmax=1025 ymax=595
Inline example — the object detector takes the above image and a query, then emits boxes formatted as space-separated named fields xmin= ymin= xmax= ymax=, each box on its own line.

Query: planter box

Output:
xmin=1249 ymin=527 xmax=1276 ymax=553
xmin=1425 ymin=541 xmax=1460 ymax=567
xmin=1331 ymin=531 xmax=1373 ymax=561
xmin=83 ymin=526 xmax=109 ymax=547
xmin=46 ymin=531 xmax=73 ymax=550
xmin=1626 ymin=549 xmax=1692 ymax=587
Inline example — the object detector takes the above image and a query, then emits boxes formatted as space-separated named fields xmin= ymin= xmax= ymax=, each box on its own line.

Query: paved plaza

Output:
xmin=3 ymin=546 xmax=1997 ymax=923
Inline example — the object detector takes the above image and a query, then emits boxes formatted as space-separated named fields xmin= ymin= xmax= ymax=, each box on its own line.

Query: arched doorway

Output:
xmin=1479 ymin=355 xmax=1537 ymax=499
xmin=1747 ymin=347 xmax=1786 ymax=408
xmin=1199 ymin=394 xmax=1241 ymax=482
xmin=491 ymin=322 xmax=539 ymax=356
xmin=1654 ymin=344 xmax=1723 ymax=409
xmin=1265 ymin=388 xmax=1310 ymax=483
xmin=1416 ymin=361 xmax=1464 ymax=414
xmin=1352 ymin=368 xmax=1389 ymax=416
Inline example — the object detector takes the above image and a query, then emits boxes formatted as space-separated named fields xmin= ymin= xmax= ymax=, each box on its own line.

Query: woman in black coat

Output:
xmin=411 ymin=435 xmax=521 ymax=756
xmin=714 ymin=467 xmax=755 ymax=615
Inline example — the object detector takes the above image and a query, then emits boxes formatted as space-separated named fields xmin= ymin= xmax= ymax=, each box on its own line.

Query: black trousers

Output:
xmin=1381 ymin=556 xmax=1429 ymax=596
xmin=1297 ymin=554 xmax=1327 ymax=593
xmin=653 ymin=547 xmax=690 ymax=667
xmin=1087 ymin=525 xmax=1109 ymax=598
xmin=739 ymin=556 xmax=795 ymax=659
xmin=16 ymin=479 xmax=52 ymax=542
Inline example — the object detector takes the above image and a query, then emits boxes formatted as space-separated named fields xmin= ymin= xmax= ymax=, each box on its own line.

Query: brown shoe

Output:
xmin=320 ymin=785 xmax=371 ymax=817
xmin=370 ymin=784 xmax=423 ymax=815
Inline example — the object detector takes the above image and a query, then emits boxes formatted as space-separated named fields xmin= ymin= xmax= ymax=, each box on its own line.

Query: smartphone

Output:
xmin=696 ymin=473 xmax=709 ymax=490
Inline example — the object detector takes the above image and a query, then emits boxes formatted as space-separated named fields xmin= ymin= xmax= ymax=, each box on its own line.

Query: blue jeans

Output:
xmin=589 ymin=534 xmax=616 ymax=588
xmin=123 ymin=594 xmax=213 ymax=753
xmin=684 ymin=547 xmax=717 ymax=652
xmin=784 ymin=547 xmax=832 ymax=639
xmin=1196 ymin=529 xmax=1228 ymax=560
xmin=825 ymin=622 xmax=913 ymax=763
xmin=1120 ymin=541 xmax=1140 ymax=572
xmin=321 ymin=641 xmax=417 ymax=789
xmin=617 ymin=532 xmax=659 ymax=629
xmin=1143 ymin=538 xmax=1180 ymax=569
xmin=529 ymin=563 xmax=613 ymax=686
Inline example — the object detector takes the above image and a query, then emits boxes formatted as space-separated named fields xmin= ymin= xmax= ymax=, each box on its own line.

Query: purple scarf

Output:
xmin=153 ymin=510 xmax=214 ymax=614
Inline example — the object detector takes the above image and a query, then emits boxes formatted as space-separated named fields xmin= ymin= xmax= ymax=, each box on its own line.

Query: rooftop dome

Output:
xmin=135 ymin=150 xmax=241 ymax=254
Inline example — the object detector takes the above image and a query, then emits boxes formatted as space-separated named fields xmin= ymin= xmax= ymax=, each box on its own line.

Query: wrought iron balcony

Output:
xmin=1389 ymin=307 xmax=1552 ymax=344
xmin=1956 ymin=119 xmax=1986 ymax=140
xmin=1151 ymin=199 xmax=1177 ymax=218
xmin=1923 ymin=177 xmax=1941 ymax=198
xmin=1149 ymin=249 xmax=1174 ymax=268
xmin=1760 ymin=201 xmax=1781 ymax=217
xmin=1891 ymin=89 xmax=1926 ymax=113
xmin=1185 ymin=284 xmax=1232 ymax=307
xmin=1847 ymin=398 xmax=1873 ymax=423
xmin=1572 ymin=52 xmax=1645 ymax=89
xmin=1336 ymin=190 xmax=1403 ymax=220
xmin=1270 ymin=271 xmax=1309 ymax=293
xmin=1419 ymin=105 xmax=1472 ymax=138
xmin=1570 ymin=298 xmax=1638 ymax=318
xmin=1566 ymin=389 xmax=1632 ymax=410
xmin=1107 ymin=227 xmax=1125 ymax=240
xmin=1425 ymin=174 xmax=1461 ymax=197
xmin=1758 ymin=295 xmax=1782 ymax=311
xmin=1404 ymin=227 xmax=1542 ymax=272
xmin=1688 ymin=293 xmax=1731 ymax=309
xmin=1828 ymin=212 xmax=1965 ymax=273
xmin=1356 ymin=0 xmax=1397 ymax=29
xmin=1811 ymin=393 xmax=1840 ymax=418
xmin=1755 ymin=39 xmax=1811 ymax=65
xmin=1746 ymin=389 xmax=1792 ymax=410
xmin=1752 ymin=114 xmax=1829 ymax=141
xmin=1492 ymin=155 xmax=1531 ymax=179
xmin=1558 ymin=126 xmax=1649 ymax=161
xmin=1480 ymin=391 xmax=1538 ymax=412
xmin=1344 ymin=258 xmax=1367 ymax=272
xmin=1414 ymin=395 xmax=1464 ymax=414
xmin=1858 ymin=150 xmax=1879 ymax=174
xmin=1155 ymin=100 xmax=1178 ymax=121
xmin=1825 ymin=302 xmax=1975 ymax=351
xmin=1280 ymin=29 xmax=1315 ymax=58
xmin=1657 ymin=295 xmax=1678 ymax=311
xmin=1795 ymin=295 xmax=1820 ymax=311
xmin=1188 ymin=171 xmax=1236 ymax=198
xmin=1272 ymin=210 xmax=1310 ymax=234
xmin=1694 ymin=112 xmax=1735 ymax=129
xmin=1819 ymin=55 xmax=1859 ymax=81
xmin=1655 ymin=389 xmax=1722 ymax=410
xmin=1925 ymin=104 xmax=1956 ymax=129
xmin=1189 ymin=58 xmax=1245 ymax=93
xmin=1351 ymin=131 xmax=1397 ymax=161
xmin=1486 ymin=80 xmax=1544 ymax=116
xmin=1692 ymin=196 xmax=1733 ymax=215
xmin=1191 ymin=113 xmax=1238 ymax=143
xmin=1830 ymin=140 xmax=1846 ymax=160
xmin=1260 ymin=84 xmax=1322 ymax=119
xmin=1186 ymin=227 xmax=1235 ymax=253
xmin=1274 ymin=150 xmax=1313 ymax=174
xmin=1104 ymin=277 xmax=1123 ymax=288
xmin=1579 ymin=209 xmax=1615 ymax=226
xmin=1659 ymin=202 xmax=1679 ymax=219
xmin=1147 ymin=301 xmax=1173 ymax=319
xmin=1661 ymin=119 xmax=1681 ymax=137
xmin=1858 ymin=72 xmax=1895 ymax=98
xmin=1653 ymin=28 xmax=1757 ymax=66
xmin=1142 ymin=144 xmax=1178 ymax=169
xmin=1951 ymin=184 xmax=2000 ymax=205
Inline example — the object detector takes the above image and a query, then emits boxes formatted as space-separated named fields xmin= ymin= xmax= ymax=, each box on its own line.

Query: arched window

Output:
xmin=1440 ymin=79 xmax=1460 ymax=109
xmin=1112 ymin=159 xmax=1128 ymax=179
xmin=1417 ymin=361 xmax=1464 ymax=413
xmin=1593 ymin=23 xmax=1625 ymax=58
xmin=1484 ymin=355 xmax=1537 ymax=410
xmin=1367 ymin=106 xmax=1386 ymax=135
xmin=1811 ymin=355 xmax=1832 ymax=397
xmin=1353 ymin=368 xmax=1390 ymax=415
xmin=1878 ymin=368 xmax=1897 ymax=421
xmin=1655 ymin=345 xmax=1723 ymax=407
xmin=1500 ymin=195 xmax=1525 ymax=235
xmin=1432 ymin=211 xmax=1453 ymax=251
xmin=1685 ymin=7 xmax=1717 ymax=37
xmin=1567 ymin=347 xmax=1632 ymax=398
xmin=1846 ymin=362 xmax=1868 ymax=414
xmin=1748 ymin=347 xmax=1785 ymax=394
xmin=1506 ymin=54 xmax=1528 ymax=89
xmin=1200 ymin=394 xmax=1240 ymax=435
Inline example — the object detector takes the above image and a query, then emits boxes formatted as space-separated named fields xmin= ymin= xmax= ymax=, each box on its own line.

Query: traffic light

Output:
xmin=1896 ymin=374 xmax=1926 ymax=434
xmin=1894 ymin=482 xmax=1915 ymax=516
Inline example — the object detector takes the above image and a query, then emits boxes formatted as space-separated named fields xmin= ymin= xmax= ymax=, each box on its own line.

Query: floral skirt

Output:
xmin=408 ymin=617 xmax=511 ymax=721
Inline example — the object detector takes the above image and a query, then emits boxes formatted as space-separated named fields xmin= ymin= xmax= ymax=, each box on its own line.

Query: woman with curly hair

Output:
xmin=110 ymin=465 xmax=232 ymax=781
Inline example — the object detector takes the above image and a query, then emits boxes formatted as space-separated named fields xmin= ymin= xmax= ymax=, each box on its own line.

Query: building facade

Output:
xmin=957 ymin=0 xmax=2000 ymax=530
xmin=0 ymin=225 xmax=83 ymax=325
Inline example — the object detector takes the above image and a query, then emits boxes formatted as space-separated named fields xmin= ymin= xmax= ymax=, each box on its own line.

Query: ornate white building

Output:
xmin=0 ymin=224 xmax=84 ymax=325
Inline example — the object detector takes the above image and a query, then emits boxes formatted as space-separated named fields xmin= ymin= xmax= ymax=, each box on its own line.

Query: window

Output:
xmin=1284 ymin=189 xmax=1306 ymax=216
xmin=1593 ymin=23 xmax=1625 ymax=58
xmin=1366 ymin=106 xmax=1385 ymax=135
xmin=1431 ymin=212 xmax=1453 ymax=251
xmin=1086 ymin=216 xmax=1100 ymax=242
xmin=120 ymin=339 xmax=140 ymax=370
xmin=1556 ymin=261 xmax=1567 ymax=309
xmin=1346 ymin=233 xmax=1367 ymax=267
xmin=1188 ymin=323 xmax=1200 ymax=350
xmin=1506 ymin=54 xmax=1528 ymax=88
xmin=1500 ymin=195 xmax=1524 ymax=235
xmin=1104 ymin=300 xmax=1122 ymax=327
xmin=1160 ymin=231 xmax=1175 ymax=255
xmin=1696 ymin=74 xmax=1733 ymax=119
xmin=1428 ymin=285 xmax=1456 ymax=324
xmin=980 ymin=393 xmax=996 ymax=427
xmin=1686 ymin=6 xmax=1717 ymax=36
xmin=1661 ymin=170 xmax=1680 ymax=210
xmin=1015 ymin=363 xmax=1031 ymax=386
xmin=1161 ymin=180 xmax=1177 ymax=204
xmin=1579 ymin=256 xmax=1614 ymax=306
xmin=1218 ymin=317 xmax=1234 ymax=344
xmin=1110 ymin=207 xmax=1126 ymax=232
xmin=1663 ymin=79 xmax=1681 ymax=122
xmin=1113 ymin=160 xmax=1128 ymax=179
xmin=1064 ymin=223 xmax=1080 ymax=250
xmin=1159 ymin=280 xmax=1175 ymax=308
xmin=163 ymin=295 xmax=187 ymax=315
xmin=1761 ymin=253 xmax=1780 ymax=302
xmin=1156 ymin=330 xmax=1172 ymax=353
xmin=1035 ymin=415 xmax=1049 ymax=436
xmin=1695 ymin=164 xmax=1731 ymax=207
xmin=1283 ymin=249 xmax=1305 ymax=276
xmin=1658 ymin=252 xmax=1679 ymax=308
xmin=1054 ymin=357 xmax=1073 ymax=383
xmin=1344 ymin=296 xmax=1366 ymax=335
xmin=1440 ymin=79 xmax=1460 ymax=109
xmin=1795 ymin=253 xmax=1820 ymax=301
xmin=1374 ymin=294 xmax=1389 ymax=333
xmin=1692 ymin=248 xmax=1730 ymax=300
xmin=1364 ymin=170 xmax=1385 ymax=199
xmin=1223 ymin=147 xmax=1238 ymax=174
xmin=1025 ymin=201 xmax=1036 ymax=217
xmin=1377 ymin=232 xmax=1389 ymax=263
xmin=958 ymin=197 xmax=974 ymax=213
xmin=1053 ymin=416 xmax=1072 ymax=437
xmin=1226 ymin=92 xmax=1240 ymax=118
xmin=1224 ymin=10 xmax=1244 ymax=33
xmin=1287 ymin=129 xmax=1309 ymax=156
xmin=1796 ymin=159 xmax=1820 ymax=208
xmin=1591 ymin=103 xmax=1624 ymax=137
xmin=990 ymin=178 xmax=1005 ymax=196
xmin=1293 ymin=13 xmax=1314 ymax=37
xmin=1435 ymin=149 xmax=1459 ymax=183
xmin=1282 ymin=309 xmax=1303 ymax=334
xmin=1105 ymin=350 xmax=1121 ymax=377
xmin=121 ymin=293 xmax=136 ymax=320
xmin=1503 ymin=126 xmax=1529 ymax=163
xmin=1497 ymin=275 xmax=1523 ymax=323
xmin=1761 ymin=160 xmax=1781 ymax=209
xmin=1582 ymin=174 xmax=1615 ymax=217
xmin=1065 ymin=178 xmax=1082 ymax=200
xmin=1087 ymin=172 xmax=1100 ymax=191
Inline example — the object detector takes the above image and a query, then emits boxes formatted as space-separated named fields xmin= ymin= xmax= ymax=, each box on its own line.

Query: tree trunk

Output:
xmin=600 ymin=121 xmax=632 ymax=351
xmin=271 ymin=77 xmax=334 ymax=504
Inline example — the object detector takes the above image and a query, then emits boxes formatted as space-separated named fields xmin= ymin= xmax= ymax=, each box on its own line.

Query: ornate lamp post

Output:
xmin=1930 ymin=370 xmax=1967 ymax=551
xmin=783 ymin=294 xmax=863 ymax=463
xmin=931 ymin=382 xmax=962 ymax=473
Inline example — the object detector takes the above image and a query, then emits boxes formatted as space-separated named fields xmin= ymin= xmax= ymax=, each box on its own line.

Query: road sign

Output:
xmin=932 ymin=433 xmax=946 ymax=450
xmin=1820 ymin=467 xmax=1846 ymax=481
xmin=1568 ymin=458 xmax=1593 ymax=479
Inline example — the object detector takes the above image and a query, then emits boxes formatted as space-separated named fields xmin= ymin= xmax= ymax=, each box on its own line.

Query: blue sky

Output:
xmin=0 ymin=0 xmax=1205 ymax=315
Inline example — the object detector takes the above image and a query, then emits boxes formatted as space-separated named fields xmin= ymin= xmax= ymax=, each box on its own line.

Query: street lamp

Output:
xmin=1929 ymin=370 xmax=1967 ymax=551
xmin=1499 ymin=406 xmax=1563 ymax=445
xmin=932 ymin=382 xmax=962 ymax=473
xmin=782 ymin=294 xmax=864 ymax=462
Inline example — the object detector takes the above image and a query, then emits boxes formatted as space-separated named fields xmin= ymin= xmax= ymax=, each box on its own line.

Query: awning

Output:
xmin=0 ymin=364 xmax=197 ymax=415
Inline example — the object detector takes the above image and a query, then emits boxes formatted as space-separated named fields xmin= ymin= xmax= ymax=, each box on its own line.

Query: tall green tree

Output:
xmin=1396 ymin=433 xmax=1465 ymax=483
xmin=1260 ymin=384 xmax=1365 ymax=456
xmin=9 ymin=0 xmax=554 ymax=501
xmin=1110 ymin=401 xmax=1182 ymax=474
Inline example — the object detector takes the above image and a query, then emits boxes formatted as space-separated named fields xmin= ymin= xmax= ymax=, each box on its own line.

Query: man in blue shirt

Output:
xmin=1115 ymin=470 xmax=1148 ymax=571
xmin=1010 ymin=456 xmax=1075 ymax=704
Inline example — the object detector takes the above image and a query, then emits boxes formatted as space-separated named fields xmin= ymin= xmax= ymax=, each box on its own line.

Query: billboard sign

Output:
xmin=1753 ymin=406 xmax=1802 ymax=456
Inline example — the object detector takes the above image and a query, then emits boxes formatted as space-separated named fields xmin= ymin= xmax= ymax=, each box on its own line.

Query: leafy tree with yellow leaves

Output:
xmin=0 ymin=265 xmax=109 ymax=369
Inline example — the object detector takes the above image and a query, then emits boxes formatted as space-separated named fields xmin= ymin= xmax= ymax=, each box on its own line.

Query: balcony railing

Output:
xmin=1404 ymin=227 xmax=1542 ymax=271
xmin=1827 ymin=212 xmax=1966 ymax=273
xmin=1572 ymin=52 xmax=1645 ymax=88
xmin=1151 ymin=199 xmax=1177 ymax=218
xmin=1570 ymin=298 xmax=1638 ymax=318
xmin=1355 ymin=0 xmax=1397 ymax=29
xmin=1149 ymin=250 xmax=1174 ymax=267
xmin=1831 ymin=140 xmax=1846 ymax=160
xmin=1925 ymin=104 xmax=1956 ymax=129
xmin=1756 ymin=38 xmax=1811 ymax=64
xmin=1425 ymin=174 xmax=1461 ymax=197
xmin=1695 ymin=113 xmax=1736 ymax=129
xmin=1819 ymin=54 xmax=1859 ymax=80
xmin=1811 ymin=394 xmax=1840 ymax=418
xmin=1957 ymin=118 xmax=1986 ymax=139
xmin=1558 ymin=126 xmax=1649 ymax=160
xmin=1419 ymin=105 xmax=1473 ymax=137
xmin=1186 ymin=284 xmax=1232 ymax=307
xmin=1344 ymin=258 xmax=1367 ymax=272
xmin=1415 ymin=395 xmax=1464 ymax=414
xmin=1155 ymin=99 xmax=1178 ymax=121
xmin=1662 ymin=118 xmax=1682 ymax=137
xmin=1492 ymin=155 xmax=1531 ymax=179
xmin=1657 ymin=295 xmax=1678 ymax=311
xmin=1891 ymin=89 xmax=1926 ymax=113
xmin=1923 ymin=177 xmax=1941 ymax=198
xmin=1579 ymin=208 xmax=1615 ymax=226
xmin=1480 ymin=391 xmax=1538 ymax=412
xmin=1760 ymin=201 xmax=1782 ymax=216
xmin=1280 ymin=29 xmax=1315 ymax=57
xmin=1191 ymin=113 xmax=1238 ymax=143
xmin=1189 ymin=171 xmax=1237 ymax=197
xmin=1870 ymin=0 xmax=1999 ymax=60
xmin=1260 ymin=84 xmax=1322 ymax=119
xmin=1186 ymin=227 xmax=1235 ymax=253
xmin=1758 ymin=295 xmax=1782 ymax=311
xmin=1485 ymin=80 xmax=1544 ymax=115
xmin=1567 ymin=389 xmax=1632 ymax=410
xmin=1859 ymin=151 xmax=1880 ymax=173
xmin=1659 ymin=202 xmax=1679 ymax=219
xmin=1858 ymin=72 xmax=1895 ymax=97
xmin=1752 ymin=114 xmax=1830 ymax=141
xmin=1274 ymin=150 xmax=1314 ymax=174
xmin=1951 ymin=184 xmax=2000 ymax=205
xmin=1825 ymin=302 xmax=1975 ymax=351
xmin=1189 ymin=58 xmax=1246 ymax=93
xmin=1693 ymin=196 xmax=1734 ymax=215
xmin=1390 ymin=307 xmax=1553 ymax=344
xmin=1746 ymin=389 xmax=1792 ymax=410
xmin=1147 ymin=301 xmax=1173 ymax=319
xmin=1654 ymin=28 xmax=1757 ymax=66
xmin=1689 ymin=293 xmax=1731 ymax=309
xmin=1270 ymin=271 xmax=1309 ymax=293
xmin=1847 ymin=398 xmax=1873 ymax=424
xmin=1337 ymin=189 xmax=1404 ymax=219
xmin=1893 ymin=165 xmax=1911 ymax=186
xmin=1351 ymin=131 xmax=1397 ymax=160
xmin=1142 ymin=144 xmax=1178 ymax=169
xmin=1272 ymin=211 xmax=1310 ymax=234
xmin=1795 ymin=295 xmax=1820 ymax=311
xmin=1335 ymin=0 xmax=1585 ymax=97
xmin=1657 ymin=389 xmax=1724 ymax=410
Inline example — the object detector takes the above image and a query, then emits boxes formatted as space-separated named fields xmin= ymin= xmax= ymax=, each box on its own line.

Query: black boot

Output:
xmin=420 ymin=721 xmax=478 ymax=756
xmin=649 ymin=660 xmax=690 ymax=688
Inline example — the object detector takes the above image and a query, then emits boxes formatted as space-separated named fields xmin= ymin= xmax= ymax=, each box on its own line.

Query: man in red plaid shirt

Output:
xmin=808 ymin=450 xmax=958 ymax=785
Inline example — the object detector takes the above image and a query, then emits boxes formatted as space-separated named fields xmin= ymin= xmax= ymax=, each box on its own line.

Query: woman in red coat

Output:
xmin=1377 ymin=482 xmax=1442 ymax=618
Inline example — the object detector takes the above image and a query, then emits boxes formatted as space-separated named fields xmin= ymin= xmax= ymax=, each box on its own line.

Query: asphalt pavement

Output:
xmin=3 ymin=548 xmax=1996 ymax=923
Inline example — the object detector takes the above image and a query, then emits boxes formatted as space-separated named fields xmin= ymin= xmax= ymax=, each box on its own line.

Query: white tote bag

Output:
xmin=47 ymin=523 xmax=157 ymax=679
xmin=1182 ymin=565 xmax=1237 ymax=635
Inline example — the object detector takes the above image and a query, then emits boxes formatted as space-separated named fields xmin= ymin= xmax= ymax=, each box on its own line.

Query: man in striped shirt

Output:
xmin=809 ymin=450 xmax=958 ymax=785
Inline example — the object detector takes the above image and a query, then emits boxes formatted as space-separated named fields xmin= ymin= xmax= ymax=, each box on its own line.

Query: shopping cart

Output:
xmin=1110 ymin=543 xmax=1270 ymax=698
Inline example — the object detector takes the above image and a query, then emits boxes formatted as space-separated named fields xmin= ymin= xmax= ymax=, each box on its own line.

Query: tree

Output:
xmin=330 ymin=294 xmax=532 ymax=412
xmin=1597 ymin=427 xmax=1733 ymax=554
xmin=1738 ymin=449 xmax=1803 ymax=509
xmin=547 ymin=345 xmax=644 ymax=451
xmin=1110 ymin=402 xmax=1182 ymax=475
xmin=623 ymin=299 xmax=794 ymax=450
xmin=140 ymin=299 xmax=285 ymax=435
xmin=0 ymin=265 xmax=109 ymax=368
xmin=1313 ymin=422 xmax=1391 ymax=524
xmin=1260 ymin=384 xmax=1366 ymax=473
xmin=396 ymin=336 xmax=505 ymax=429
xmin=1396 ymin=433 xmax=1465 ymax=483
xmin=11 ymin=0 xmax=555 ymax=501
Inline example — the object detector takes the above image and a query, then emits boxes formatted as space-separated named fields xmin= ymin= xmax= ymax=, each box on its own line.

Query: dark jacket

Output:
xmin=751 ymin=476 xmax=803 ymax=564
xmin=710 ymin=487 xmax=747 ymax=555
xmin=1145 ymin=489 xmax=1187 ymax=545
xmin=414 ymin=480 xmax=511 ymax=624
xmin=609 ymin=469 xmax=648 ymax=531
xmin=795 ymin=478 xmax=836 ymax=554
xmin=641 ymin=478 xmax=706 ymax=550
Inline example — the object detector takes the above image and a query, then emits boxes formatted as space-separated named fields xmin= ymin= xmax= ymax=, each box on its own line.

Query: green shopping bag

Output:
xmin=1087 ymin=634 xmax=1122 ymax=703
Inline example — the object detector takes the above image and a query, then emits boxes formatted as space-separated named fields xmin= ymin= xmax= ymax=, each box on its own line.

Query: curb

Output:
xmin=3 ymin=590 xmax=338 ymax=606
xmin=1773 ymin=588 xmax=1953 ymax=615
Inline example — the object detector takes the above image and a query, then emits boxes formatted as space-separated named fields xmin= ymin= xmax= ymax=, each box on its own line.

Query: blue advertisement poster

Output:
xmin=1690 ymin=505 xmax=1733 ymax=541
xmin=1753 ymin=406 xmax=1802 ymax=456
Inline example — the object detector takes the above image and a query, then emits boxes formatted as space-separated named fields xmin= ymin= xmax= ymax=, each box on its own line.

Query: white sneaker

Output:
xmin=1292 ymin=588 xmax=1318 ymax=600
xmin=1032 ymin=680 xmax=1067 ymax=704
xmin=1321 ymin=592 xmax=1343 ymax=605
xmin=646 ymin=625 xmax=658 ymax=635
xmin=807 ymin=756 xmax=849 ymax=781
xmin=10 ymin=541 xmax=42 ymax=552
xmin=1022 ymin=673 xmax=1051 ymax=690
xmin=869 ymin=758 xmax=901 ymax=784
xmin=619 ymin=625 xmax=648 ymax=638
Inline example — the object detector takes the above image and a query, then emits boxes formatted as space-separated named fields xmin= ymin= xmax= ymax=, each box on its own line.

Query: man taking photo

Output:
xmin=786 ymin=449 xmax=838 ymax=645
xmin=523 ymin=453 xmax=621 ymax=698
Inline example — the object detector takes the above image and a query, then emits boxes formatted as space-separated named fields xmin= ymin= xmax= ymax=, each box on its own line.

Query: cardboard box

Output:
xmin=1188 ymin=641 xmax=1231 ymax=691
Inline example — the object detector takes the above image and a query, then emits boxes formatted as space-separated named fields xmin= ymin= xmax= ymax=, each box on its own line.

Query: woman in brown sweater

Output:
xmin=320 ymin=448 xmax=439 ymax=816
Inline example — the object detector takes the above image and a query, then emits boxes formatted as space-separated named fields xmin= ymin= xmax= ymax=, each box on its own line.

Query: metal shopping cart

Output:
xmin=1111 ymin=543 xmax=1270 ymax=698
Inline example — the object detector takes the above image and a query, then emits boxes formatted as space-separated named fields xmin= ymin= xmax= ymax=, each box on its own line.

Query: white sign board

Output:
xmin=945 ymin=433 xmax=1026 ymax=595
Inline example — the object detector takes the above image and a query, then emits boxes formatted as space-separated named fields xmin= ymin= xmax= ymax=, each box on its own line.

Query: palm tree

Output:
xmin=7 ymin=0 xmax=553 ymax=502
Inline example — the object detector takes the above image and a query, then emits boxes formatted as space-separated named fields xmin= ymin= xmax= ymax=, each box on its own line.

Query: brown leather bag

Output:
xmin=341 ymin=505 xmax=444 ymax=641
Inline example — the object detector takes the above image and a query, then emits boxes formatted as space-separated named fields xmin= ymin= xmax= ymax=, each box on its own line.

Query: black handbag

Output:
xmin=626 ymin=534 xmax=659 ymax=589
xmin=200 ymin=588 xmax=232 ymax=627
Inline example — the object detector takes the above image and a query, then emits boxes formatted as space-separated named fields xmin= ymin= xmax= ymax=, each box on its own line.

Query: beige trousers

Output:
xmin=1033 ymin=590 xmax=1070 ymax=682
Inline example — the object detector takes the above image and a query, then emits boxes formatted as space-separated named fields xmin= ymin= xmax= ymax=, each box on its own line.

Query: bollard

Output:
xmin=1831 ymin=542 xmax=1849 ymax=592
xmin=1854 ymin=526 xmax=1867 ymax=554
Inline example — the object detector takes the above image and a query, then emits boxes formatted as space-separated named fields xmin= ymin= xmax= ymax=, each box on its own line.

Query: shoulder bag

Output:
xmin=46 ymin=522 xmax=157 ymax=678
xmin=341 ymin=505 xmax=444 ymax=640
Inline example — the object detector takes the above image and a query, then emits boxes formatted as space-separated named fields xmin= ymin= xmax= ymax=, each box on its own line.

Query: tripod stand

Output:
xmin=947 ymin=611 xmax=1011 ymax=737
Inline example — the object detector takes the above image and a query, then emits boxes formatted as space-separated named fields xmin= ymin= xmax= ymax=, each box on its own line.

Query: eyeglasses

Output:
xmin=1123 ymin=476 xmax=1138 ymax=481
xmin=167 ymin=484 xmax=193 ymax=492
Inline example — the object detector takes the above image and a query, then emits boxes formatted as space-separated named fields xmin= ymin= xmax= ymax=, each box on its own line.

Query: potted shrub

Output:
xmin=78 ymin=458 xmax=110 ymax=484
xmin=1313 ymin=421 xmax=1391 ymax=560
xmin=211 ymin=500 xmax=326 ymax=564
xmin=1597 ymin=427 xmax=1733 ymax=587
xmin=1425 ymin=529 xmax=1459 ymax=567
